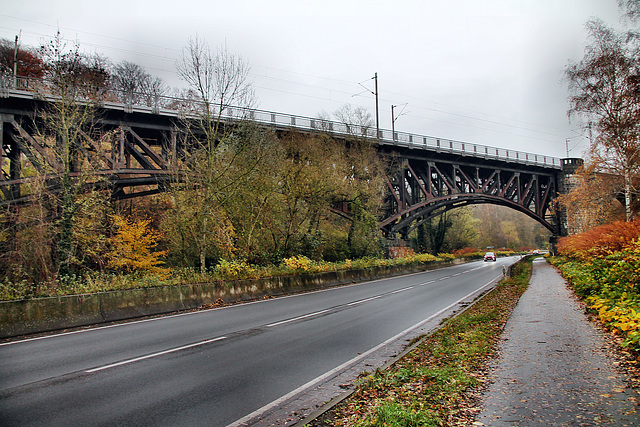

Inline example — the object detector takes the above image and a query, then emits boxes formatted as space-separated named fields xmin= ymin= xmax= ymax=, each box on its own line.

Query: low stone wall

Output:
xmin=0 ymin=260 xmax=460 ymax=339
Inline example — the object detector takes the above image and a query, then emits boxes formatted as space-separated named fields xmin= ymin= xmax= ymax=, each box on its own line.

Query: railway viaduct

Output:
xmin=0 ymin=78 xmax=582 ymax=248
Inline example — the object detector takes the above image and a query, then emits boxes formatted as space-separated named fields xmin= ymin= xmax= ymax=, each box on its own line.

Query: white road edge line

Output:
xmin=85 ymin=336 xmax=227 ymax=373
xmin=226 ymin=274 xmax=502 ymax=427
xmin=266 ymin=310 xmax=331 ymax=328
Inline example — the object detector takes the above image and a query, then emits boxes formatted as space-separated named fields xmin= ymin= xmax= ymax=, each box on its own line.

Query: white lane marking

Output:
xmin=85 ymin=336 xmax=227 ymax=373
xmin=227 ymin=274 xmax=502 ymax=427
xmin=1 ymin=261 xmax=489 ymax=347
xmin=438 ymin=276 xmax=449 ymax=281
xmin=391 ymin=286 xmax=414 ymax=294
xmin=266 ymin=310 xmax=331 ymax=328
xmin=347 ymin=295 xmax=383 ymax=306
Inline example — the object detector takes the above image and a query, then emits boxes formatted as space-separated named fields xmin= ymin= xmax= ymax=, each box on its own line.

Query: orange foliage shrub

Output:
xmin=557 ymin=218 xmax=640 ymax=260
xmin=388 ymin=247 xmax=415 ymax=259
xmin=453 ymin=247 xmax=479 ymax=256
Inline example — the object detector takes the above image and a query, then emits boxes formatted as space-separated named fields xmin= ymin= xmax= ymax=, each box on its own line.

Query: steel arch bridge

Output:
xmin=0 ymin=78 xmax=571 ymax=238
xmin=377 ymin=149 xmax=560 ymax=239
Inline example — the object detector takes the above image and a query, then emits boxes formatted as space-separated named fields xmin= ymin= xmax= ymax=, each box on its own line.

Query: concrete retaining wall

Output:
xmin=0 ymin=260 xmax=460 ymax=339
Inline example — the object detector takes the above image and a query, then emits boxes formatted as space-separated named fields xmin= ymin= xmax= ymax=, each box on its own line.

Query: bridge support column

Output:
xmin=549 ymin=235 xmax=559 ymax=256
xmin=558 ymin=158 xmax=584 ymax=236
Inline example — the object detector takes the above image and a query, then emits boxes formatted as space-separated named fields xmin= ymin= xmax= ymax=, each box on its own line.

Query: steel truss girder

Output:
xmin=0 ymin=111 xmax=178 ymax=204
xmin=1 ymin=96 xmax=562 ymax=237
xmin=380 ymin=156 xmax=558 ymax=236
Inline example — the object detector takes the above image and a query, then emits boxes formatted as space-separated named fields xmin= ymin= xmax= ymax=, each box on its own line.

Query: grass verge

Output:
xmin=307 ymin=257 xmax=532 ymax=427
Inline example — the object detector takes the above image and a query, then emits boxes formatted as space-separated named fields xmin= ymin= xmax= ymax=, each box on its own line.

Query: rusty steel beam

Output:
xmin=380 ymin=155 xmax=559 ymax=236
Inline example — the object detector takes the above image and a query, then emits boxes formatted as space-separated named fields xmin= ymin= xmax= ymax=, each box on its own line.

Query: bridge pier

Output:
xmin=558 ymin=158 xmax=584 ymax=236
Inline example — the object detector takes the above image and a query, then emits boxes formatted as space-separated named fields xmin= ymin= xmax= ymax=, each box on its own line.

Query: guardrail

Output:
xmin=1 ymin=75 xmax=563 ymax=169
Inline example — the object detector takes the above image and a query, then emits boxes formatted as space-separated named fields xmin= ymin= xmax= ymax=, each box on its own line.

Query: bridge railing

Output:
xmin=382 ymin=129 xmax=562 ymax=168
xmin=1 ymin=75 xmax=562 ymax=169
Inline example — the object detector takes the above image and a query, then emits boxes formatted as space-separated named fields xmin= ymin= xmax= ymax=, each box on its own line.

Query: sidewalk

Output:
xmin=476 ymin=258 xmax=640 ymax=426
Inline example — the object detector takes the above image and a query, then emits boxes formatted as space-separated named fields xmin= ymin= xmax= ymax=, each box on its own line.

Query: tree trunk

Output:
xmin=625 ymin=167 xmax=633 ymax=221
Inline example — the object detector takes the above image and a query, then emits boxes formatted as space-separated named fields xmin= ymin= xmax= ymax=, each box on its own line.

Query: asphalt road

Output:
xmin=0 ymin=257 xmax=516 ymax=426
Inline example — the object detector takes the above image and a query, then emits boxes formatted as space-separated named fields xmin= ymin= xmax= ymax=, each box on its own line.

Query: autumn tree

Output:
xmin=470 ymin=204 xmax=550 ymax=250
xmin=34 ymin=32 xmax=111 ymax=275
xmin=556 ymin=162 xmax=626 ymax=231
xmin=108 ymin=214 xmax=168 ymax=273
xmin=312 ymin=105 xmax=385 ymax=259
xmin=565 ymin=19 xmax=640 ymax=221
xmin=0 ymin=37 xmax=45 ymax=81
xmin=0 ymin=33 xmax=113 ymax=283
xmin=341 ymin=139 xmax=386 ymax=258
xmin=444 ymin=207 xmax=479 ymax=251
xmin=176 ymin=35 xmax=255 ymax=141
xmin=163 ymin=36 xmax=259 ymax=271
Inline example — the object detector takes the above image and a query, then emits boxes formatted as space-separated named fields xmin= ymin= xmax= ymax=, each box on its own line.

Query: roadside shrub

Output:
xmin=0 ymin=251 xmax=465 ymax=300
xmin=282 ymin=255 xmax=314 ymax=271
xmin=215 ymin=259 xmax=255 ymax=279
xmin=557 ymin=218 xmax=640 ymax=260
xmin=453 ymin=247 xmax=479 ymax=256
xmin=551 ymin=220 xmax=640 ymax=353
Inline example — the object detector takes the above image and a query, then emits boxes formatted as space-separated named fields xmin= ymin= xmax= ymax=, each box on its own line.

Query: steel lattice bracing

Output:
xmin=1 ymin=85 xmax=565 ymax=236
xmin=378 ymin=151 xmax=560 ymax=237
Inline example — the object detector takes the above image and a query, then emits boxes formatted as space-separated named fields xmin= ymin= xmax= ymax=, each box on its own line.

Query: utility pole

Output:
xmin=13 ymin=34 xmax=19 ymax=89
xmin=374 ymin=72 xmax=379 ymax=140
xmin=392 ymin=104 xmax=396 ymax=142
xmin=355 ymin=73 xmax=379 ymax=140
xmin=391 ymin=103 xmax=407 ymax=143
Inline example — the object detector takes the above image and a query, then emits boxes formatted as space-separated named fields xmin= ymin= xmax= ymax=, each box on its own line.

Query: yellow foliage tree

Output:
xmin=108 ymin=214 xmax=168 ymax=274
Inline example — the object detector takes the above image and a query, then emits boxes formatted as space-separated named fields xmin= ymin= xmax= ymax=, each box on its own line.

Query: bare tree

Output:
xmin=177 ymin=36 xmax=255 ymax=133
xmin=619 ymin=0 xmax=640 ymax=23
xmin=165 ymin=36 xmax=258 ymax=272
xmin=565 ymin=20 xmax=640 ymax=221
xmin=111 ymin=60 xmax=167 ymax=108
xmin=333 ymin=104 xmax=374 ymax=139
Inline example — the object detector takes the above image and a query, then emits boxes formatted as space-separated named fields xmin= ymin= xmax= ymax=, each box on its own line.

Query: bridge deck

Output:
xmin=0 ymin=77 xmax=561 ymax=170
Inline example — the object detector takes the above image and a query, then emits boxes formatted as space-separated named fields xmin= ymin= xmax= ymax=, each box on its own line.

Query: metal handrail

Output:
xmin=1 ymin=75 xmax=562 ymax=169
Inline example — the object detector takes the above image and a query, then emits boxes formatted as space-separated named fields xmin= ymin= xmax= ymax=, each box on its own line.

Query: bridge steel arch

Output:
xmin=378 ymin=146 xmax=563 ymax=239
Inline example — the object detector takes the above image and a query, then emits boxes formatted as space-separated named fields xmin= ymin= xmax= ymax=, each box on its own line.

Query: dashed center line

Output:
xmin=391 ymin=286 xmax=414 ymax=294
xmin=85 ymin=336 xmax=227 ymax=373
xmin=83 ymin=264 xmax=488 ymax=374
xmin=348 ymin=295 xmax=383 ymax=306
xmin=266 ymin=310 xmax=331 ymax=327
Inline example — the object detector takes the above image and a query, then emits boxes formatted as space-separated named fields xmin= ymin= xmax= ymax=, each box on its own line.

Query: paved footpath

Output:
xmin=476 ymin=258 xmax=640 ymax=426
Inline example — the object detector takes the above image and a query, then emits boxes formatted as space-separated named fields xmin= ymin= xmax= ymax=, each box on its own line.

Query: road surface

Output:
xmin=0 ymin=257 xmax=515 ymax=426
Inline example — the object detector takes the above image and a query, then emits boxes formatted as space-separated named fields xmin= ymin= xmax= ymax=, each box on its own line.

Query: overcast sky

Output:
xmin=0 ymin=0 xmax=628 ymax=158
